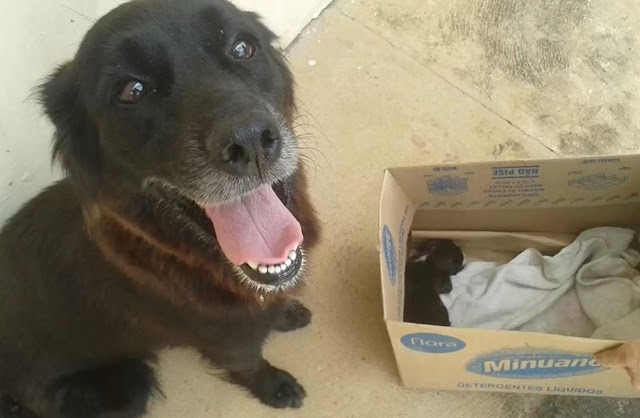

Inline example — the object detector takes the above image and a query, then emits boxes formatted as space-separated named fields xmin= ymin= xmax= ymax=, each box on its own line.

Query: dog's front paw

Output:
xmin=256 ymin=367 xmax=306 ymax=409
xmin=274 ymin=299 xmax=311 ymax=332
xmin=229 ymin=361 xmax=306 ymax=409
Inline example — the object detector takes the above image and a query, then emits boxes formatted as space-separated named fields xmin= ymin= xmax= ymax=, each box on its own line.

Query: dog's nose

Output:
xmin=219 ymin=114 xmax=281 ymax=177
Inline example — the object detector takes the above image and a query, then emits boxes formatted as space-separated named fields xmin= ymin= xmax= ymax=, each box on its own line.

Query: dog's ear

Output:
xmin=39 ymin=62 xmax=99 ymax=192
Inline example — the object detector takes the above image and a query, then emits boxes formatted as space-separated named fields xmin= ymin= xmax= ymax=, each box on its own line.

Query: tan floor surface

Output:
xmin=149 ymin=0 xmax=640 ymax=416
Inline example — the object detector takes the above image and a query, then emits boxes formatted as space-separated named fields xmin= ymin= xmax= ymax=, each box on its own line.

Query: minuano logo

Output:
xmin=466 ymin=350 xmax=606 ymax=379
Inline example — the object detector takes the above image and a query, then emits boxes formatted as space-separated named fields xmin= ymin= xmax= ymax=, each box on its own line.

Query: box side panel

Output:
xmin=389 ymin=154 xmax=640 ymax=212
xmin=379 ymin=172 xmax=415 ymax=321
xmin=412 ymin=203 xmax=640 ymax=233
xmin=385 ymin=321 xmax=639 ymax=398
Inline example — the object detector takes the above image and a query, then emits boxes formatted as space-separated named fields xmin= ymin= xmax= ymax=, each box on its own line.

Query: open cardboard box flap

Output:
xmin=379 ymin=154 xmax=640 ymax=397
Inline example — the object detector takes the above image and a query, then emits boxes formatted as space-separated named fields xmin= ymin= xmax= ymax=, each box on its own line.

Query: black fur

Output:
xmin=404 ymin=239 xmax=464 ymax=326
xmin=46 ymin=359 xmax=160 ymax=418
xmin=0 ymin=0 xmax=321 ymax=416
xmin=273 ymin=300 xmax=313 ymax=332
xmin=228 ymin=360 xmax=306 ymax=409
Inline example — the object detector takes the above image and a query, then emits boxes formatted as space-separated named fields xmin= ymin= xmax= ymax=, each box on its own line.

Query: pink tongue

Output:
xmin=204 ymin=186 xmax=303 ymax=266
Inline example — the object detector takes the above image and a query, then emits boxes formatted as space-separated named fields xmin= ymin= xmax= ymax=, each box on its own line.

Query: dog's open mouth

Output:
xmin=202 ymin=185 xmax=305 ymax=291
xmin=238 ymin=244 xmax=304 ymax=288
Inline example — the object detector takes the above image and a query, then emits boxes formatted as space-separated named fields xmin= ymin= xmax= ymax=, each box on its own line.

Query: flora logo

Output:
xmin=401 ymin=333 xmax=466 ymax=354
xmin=466 ymin=350 xmax=606 ymax=379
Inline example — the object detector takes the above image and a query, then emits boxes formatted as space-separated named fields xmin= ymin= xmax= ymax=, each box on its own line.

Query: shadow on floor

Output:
xmin=502 ymin=393 xmax=640 ymax=418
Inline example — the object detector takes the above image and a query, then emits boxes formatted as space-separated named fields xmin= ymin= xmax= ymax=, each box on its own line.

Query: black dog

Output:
xmin=404 ymin=239 xmax=464 ymax=326
xmin=0 ymin=0 xmax=320 ymax=417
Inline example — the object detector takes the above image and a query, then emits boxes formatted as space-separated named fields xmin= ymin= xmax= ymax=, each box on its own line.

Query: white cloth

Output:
xmin=441 ymin=227 xmax=640 ymax=340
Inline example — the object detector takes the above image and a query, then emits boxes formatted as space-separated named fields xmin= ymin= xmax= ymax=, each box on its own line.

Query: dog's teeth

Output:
xmin=254 ymin=257 xmax=297 ymax=276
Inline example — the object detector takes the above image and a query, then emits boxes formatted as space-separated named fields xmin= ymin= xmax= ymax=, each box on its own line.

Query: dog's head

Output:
xmin=39 ymin=0 xmax=307 ymax=292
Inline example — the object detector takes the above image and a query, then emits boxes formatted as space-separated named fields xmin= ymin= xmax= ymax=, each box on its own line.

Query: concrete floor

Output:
xmin=149 ymin=0 xmax=640 ymax=417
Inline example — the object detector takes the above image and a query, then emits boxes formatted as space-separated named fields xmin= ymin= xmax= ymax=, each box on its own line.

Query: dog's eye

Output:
xmin=118 ymin=80 xmax=147 ymax=104
xmin=230 ymin=39 xmax=257 ymax=60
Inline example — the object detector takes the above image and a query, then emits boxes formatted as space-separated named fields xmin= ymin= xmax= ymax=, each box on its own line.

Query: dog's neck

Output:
xmin=82 ymin=191 xmax=282 ymax=314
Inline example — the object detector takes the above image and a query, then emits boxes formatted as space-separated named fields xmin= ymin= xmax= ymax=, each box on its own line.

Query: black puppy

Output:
xmin=404 ymin=239 xmax=464 ymax=326
xmin=0 ymin=0 xmax=321 ymax=417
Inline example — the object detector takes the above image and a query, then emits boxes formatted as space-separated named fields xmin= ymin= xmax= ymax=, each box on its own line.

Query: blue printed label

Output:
xmin=382 ymin=225 xmax=396 ymax=286
xmin=583 ymin=158 xmax=621 ymax=164
xmin=492 ymin=165 xmax=540 ymax=179
xmin=568 ymin=172 xmax=628 ymax=190
xmin=401 ymin=333 xmax=466 ymax=354
xmin=427 ymin=176 xmax=468 ymax=196
xmin=466 ymin=351 xmax=606 ymax=379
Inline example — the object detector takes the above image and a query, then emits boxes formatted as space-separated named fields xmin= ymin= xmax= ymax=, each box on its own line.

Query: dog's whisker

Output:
xmin=60 ymin=5 xmax=97 ymax=24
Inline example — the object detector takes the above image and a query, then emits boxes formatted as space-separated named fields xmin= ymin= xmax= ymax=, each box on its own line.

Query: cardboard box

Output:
xmin=378 ymin=154 xmax=640 ymax=398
